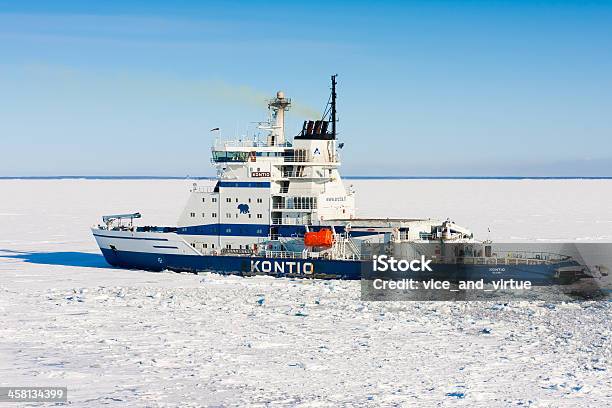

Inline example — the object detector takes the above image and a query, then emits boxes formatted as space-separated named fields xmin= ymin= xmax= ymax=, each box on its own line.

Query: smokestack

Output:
xmin=321 ymin=121 xmax=328 ymax=134
xmin=306 ymin=120 xmax=314 ymax=135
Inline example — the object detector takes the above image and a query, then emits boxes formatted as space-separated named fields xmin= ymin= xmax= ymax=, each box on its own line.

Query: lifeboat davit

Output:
xmin=304 ymin=229 xmax=334 ymax=247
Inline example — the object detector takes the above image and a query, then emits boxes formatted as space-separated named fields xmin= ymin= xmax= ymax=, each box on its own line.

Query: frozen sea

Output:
xmin=0 ymin=179 xmax=610 ymax=407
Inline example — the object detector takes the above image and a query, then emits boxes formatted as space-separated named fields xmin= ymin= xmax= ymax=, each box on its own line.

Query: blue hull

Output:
xmin=100 ymin=248 xmax=581 ymax=284
xmin=101 ymin=248 xmax=363 ymax=279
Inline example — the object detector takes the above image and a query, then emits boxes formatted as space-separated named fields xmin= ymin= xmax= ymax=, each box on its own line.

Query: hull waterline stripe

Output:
xmin=178 ymin=223 xmax=270 ymax=237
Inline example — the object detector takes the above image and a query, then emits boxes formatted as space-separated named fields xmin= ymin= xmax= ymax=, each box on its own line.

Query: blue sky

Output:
xmin=1 ymin=0 xmax=611 ymax=176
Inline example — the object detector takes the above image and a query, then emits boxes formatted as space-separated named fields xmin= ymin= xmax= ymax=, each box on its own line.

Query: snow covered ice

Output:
xmin=0 ymin=179 xmax=610 ymax=406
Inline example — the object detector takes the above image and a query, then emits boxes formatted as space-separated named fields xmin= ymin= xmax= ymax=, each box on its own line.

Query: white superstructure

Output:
xmin=172 ymin=76 xmax=471 ymax=256
xmin=93 ymin=76 xmax=474 ymax=266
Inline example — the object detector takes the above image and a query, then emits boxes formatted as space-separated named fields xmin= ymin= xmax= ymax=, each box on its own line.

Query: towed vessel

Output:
xmin=92 ymin=76 xmax=601 ymax=284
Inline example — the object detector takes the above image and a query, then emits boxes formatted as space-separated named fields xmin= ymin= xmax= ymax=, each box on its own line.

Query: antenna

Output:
xmin=331 ymin=74 xmax=337 ymax=139
xmin=294 ymin=75 xmax=337 ymax=141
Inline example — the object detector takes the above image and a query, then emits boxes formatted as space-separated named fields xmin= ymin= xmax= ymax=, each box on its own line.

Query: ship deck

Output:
xmin=324 ymin=217 xmax=438 ymax=227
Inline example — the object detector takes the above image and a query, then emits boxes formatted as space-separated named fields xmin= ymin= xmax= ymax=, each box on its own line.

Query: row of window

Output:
xmin=189 ymin=212 xmax=219 ymax=218
xmin=189 ymin=212 xmax=264 ymax=219
xmin=189 ymin=242 xmax=253 ymax=250
xmin=224 ymin=198 xmax=263 ymax=203
xmin=201 ymin=197 xmax=264 ymax=203
xmin=224 ymin=228 xmax=263 ymax=234
xmin=191 ymin=242 xmax=215 ymax=249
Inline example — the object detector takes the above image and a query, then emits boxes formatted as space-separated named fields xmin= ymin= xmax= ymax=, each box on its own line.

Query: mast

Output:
xmin=295 ymin=75 xmax=337 ymax=140
xmin=331 ymin=74 xmax=337 ymax=139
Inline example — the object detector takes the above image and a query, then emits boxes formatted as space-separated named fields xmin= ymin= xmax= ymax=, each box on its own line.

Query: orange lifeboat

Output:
xmin=304 ymin=229 xmax=334 ymax=247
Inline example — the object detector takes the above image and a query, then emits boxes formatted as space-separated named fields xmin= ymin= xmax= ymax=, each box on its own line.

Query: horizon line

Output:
xmin=2 ymin=175 xmax=612 ymax=180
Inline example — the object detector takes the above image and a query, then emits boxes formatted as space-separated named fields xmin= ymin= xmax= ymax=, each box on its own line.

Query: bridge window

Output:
xmin=226 ymin=244 xmax=231 ymax=249
xmin=212 ymin=151 xmax=249 ymax=162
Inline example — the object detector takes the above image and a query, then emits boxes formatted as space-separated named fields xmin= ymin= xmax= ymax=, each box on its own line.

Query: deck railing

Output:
xmin=214 ymin=139 xmax=292 ymax=148
xmin=271 ymin=218 xmax=309 ymax=225
xmin=283 ymin=156 xmax=309 ymax=163
xmin=453 ymin=256 xmax=560 ymax=265
xmin=283 ymin=157 xmax=339 ymax=163
xmin=190 ymin=185 xmax=215 ymax=193
xmin=272 ymin=200 xmax=317 ymax=210
xmin=282 ymin=171 xmax=331 ymax=179
xmin=272 ymin=204 xmax=317 ymax=210
xmin=264 ymin=250 xmax=304 ymax=259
